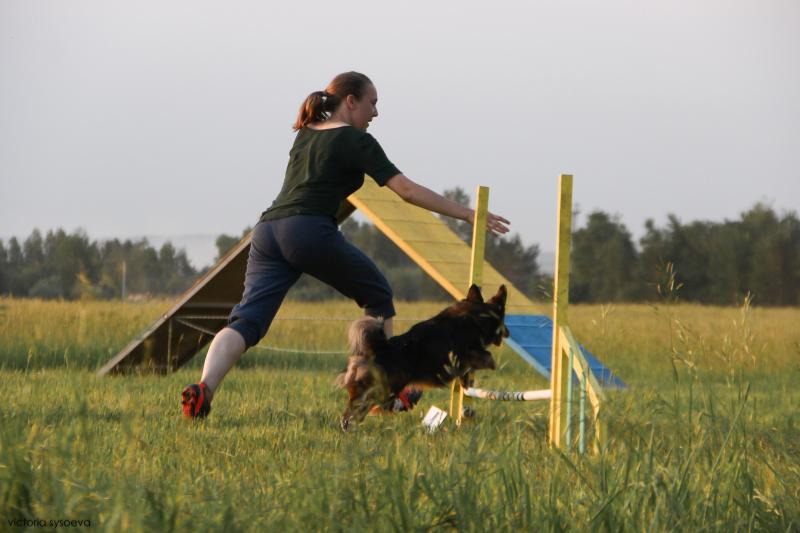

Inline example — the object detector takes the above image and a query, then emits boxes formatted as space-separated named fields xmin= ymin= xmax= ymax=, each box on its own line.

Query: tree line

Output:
xmin=2 ymin=191 xmax=797 ymax=305
xmin=0 ymin=229 xmax=196 ymax=300
xmin=571 ymin=203 xmax=800 ymax=305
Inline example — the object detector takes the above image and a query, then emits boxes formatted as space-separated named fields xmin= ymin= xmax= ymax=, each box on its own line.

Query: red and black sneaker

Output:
xmin=181 ymin=382 xmax=211 ymax=419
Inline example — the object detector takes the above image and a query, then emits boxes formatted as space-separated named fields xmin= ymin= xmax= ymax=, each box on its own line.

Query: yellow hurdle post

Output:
xmin=450 ymin=185 xmax=489 ymax=426
xmin=469 ymin=186 xmax=489 ymax=290
xmin=548 ymin=174 xmax=573 ymax=448
xmin=559 ymin=325 xmax=608 ymax=454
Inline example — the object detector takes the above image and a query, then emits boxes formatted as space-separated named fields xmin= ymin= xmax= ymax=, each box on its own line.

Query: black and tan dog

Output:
xmin=336 ymin=284 xmax=509 ymax=430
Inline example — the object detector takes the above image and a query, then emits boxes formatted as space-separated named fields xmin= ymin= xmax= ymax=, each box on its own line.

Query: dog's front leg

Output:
xmin=341 ymin=398 xmax=375 ymax=431
xmin=341 ymin=406 xmax=355 ymax=431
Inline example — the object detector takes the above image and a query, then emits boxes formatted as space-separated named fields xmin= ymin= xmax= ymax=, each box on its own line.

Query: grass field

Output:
xmin=1 ymin=297 xmax=799 ymax=531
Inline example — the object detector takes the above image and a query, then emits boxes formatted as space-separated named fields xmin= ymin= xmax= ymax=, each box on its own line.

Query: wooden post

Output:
xmin=451 ymin=186 xmax=489 ymax=426
xmin=565 ymin=344 xmax=574 ymax=450
xmin=593 ymin=376 xmax=607 ymax=454
xmin=469 ymin=186 xmax=489 ymax=288
xmin=579 ymin=365 xmax=587 ymax=454
xmin=166 ymin=318 xmax=174 ymax=373
xmin=594 ymin=408 xmax=607 ymax=455
xmin=449 ymin=379 xmax=457 ymax=418
xmin=560 ymin=324 xmax=607 ymax=454
xmin=549 ymin=174 xmax=573 ymax=448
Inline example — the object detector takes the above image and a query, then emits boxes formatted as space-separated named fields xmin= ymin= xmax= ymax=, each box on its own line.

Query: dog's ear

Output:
xmin=489 ymin=284 xmax=507 ymax=307
xmin=466 ymin=284 xmax=484 ymax=303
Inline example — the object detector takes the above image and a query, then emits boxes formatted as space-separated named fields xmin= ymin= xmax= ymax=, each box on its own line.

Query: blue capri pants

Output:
xmin=227 ymin=215 xmax=395 ymax=348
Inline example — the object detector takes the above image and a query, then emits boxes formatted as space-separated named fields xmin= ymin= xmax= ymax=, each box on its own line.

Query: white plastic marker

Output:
xmin=422 ymin=406 xmax=448 ymax=433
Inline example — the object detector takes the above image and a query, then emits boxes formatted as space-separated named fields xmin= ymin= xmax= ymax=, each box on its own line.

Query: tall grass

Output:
xmin=1 ymin=297 xmax=799 ymax=530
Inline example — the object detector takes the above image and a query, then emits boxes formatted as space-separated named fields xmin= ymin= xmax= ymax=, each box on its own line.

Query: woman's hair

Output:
xmin=293 ymin=71 xmax=373 ymax=131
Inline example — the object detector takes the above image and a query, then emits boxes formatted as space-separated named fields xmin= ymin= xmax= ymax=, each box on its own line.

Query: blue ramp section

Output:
xmin=504 ymin=315 xmax=626 ymax=389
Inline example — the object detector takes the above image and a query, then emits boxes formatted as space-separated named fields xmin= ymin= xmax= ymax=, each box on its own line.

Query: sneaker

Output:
xmin=181 ymin=382 xmax=211 ymax=419
xmin=393 ymin=387 xmax=423 ymax=412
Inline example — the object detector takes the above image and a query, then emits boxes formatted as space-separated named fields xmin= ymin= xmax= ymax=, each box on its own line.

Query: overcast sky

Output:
xmin=1 ymin=0 xmax=798 ymax=268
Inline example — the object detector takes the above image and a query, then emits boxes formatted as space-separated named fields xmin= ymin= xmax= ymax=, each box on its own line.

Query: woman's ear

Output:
xmin=345 ymin=94 xmax=357 ymax=109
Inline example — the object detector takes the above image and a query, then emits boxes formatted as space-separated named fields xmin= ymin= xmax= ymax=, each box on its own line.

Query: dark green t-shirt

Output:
xmin=260 ymin=126 xmax=401 ymax=222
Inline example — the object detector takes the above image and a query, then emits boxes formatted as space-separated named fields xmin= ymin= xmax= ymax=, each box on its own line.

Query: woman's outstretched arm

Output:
xmin=386 ymin=174 xmax=511 ymax=235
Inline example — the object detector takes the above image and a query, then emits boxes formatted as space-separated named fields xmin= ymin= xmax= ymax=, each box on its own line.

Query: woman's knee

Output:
xmin=226 ymin=318 xmax=266 ymax=349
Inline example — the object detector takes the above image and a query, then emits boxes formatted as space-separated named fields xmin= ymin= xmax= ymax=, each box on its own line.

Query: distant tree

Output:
xmin=639 ymin=215 xmax=740 ymax=303
xmin=637 ymin=204 xmax=800 ymax=305
xmin=214 ymin=227 xmax=252 ymax=263
xmin=776 ymin=210 xmax=800 ymax=305
xmin=0 ymin=229 xmax=200 ymax=299
xmin=95 ymin=239 xmax=127 ymax=299
xmin=571 ymin=211 xmax=638 ymax=302
xmin=0 ymin=240 xmax=7 ymax=294
xmin=739 ymin=204 xmax=800 ymax=305
xmin=23 ymin=229 xmax=45 ymax=265
xmin=439 ymin=187 xmax=544 ymax=300
xmin=18 ymin=231 xmax=47 ymax=296
xmin=486 ymin=233 xmax=543 ymax=299
xmin=636 ymin=219 xmax=662 ymax=299
xmin=5 ymin=238 xmax=24 ymax=296
xmin=44 ymin=229 xmax=98 ymax=298
xmin=700 ymin=222 xmax=743 ymax=304
xmin=157 ymin=242 xmax=196 ymax=294
xmin=130 ymin=240 xmax=162 ymax=294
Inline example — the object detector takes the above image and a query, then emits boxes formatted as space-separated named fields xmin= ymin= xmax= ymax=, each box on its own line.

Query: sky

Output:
xmin=1 ymin=0 xmax=798 ymax=269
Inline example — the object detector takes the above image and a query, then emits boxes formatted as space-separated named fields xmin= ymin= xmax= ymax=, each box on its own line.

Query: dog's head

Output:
xmin=336 ymin=357 xmax=391 ymax=430
xmin=449 ymin=284 xmax=509 ymax=370
xmin=464 ymin=284 xmax=509 ymax=346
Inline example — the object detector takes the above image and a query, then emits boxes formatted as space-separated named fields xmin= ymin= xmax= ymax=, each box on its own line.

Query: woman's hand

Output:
xmin=487 ymin=211 xmax=511 ymax=235
xmin=468 ymin=209 xmax=511 ymax=236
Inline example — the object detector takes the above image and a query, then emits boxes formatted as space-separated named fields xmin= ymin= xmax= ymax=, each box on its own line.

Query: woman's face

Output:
xmin=349 ymin=83 xmax=379 ymax=131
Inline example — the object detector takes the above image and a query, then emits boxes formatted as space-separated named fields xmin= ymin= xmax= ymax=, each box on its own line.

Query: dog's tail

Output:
xmin=334 ymin=316 xmax=387 ymax=389
xmin=347 ymin=316 xmax=386 ymax=357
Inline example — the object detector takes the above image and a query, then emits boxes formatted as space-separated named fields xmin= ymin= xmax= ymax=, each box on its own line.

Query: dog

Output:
xmin=336 ymin=284 xmax=509 ymax=430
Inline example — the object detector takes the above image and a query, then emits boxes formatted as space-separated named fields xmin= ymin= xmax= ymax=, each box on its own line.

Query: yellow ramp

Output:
xmin=349 ymin=178 xmax=538 ymax=315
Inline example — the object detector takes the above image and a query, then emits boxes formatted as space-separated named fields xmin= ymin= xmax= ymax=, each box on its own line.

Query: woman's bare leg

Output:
xmin=200 ymin=327 xmax=246 ymax=399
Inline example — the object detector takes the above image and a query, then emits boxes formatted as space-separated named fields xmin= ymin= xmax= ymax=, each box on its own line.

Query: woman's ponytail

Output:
xmin=293 ymin=90 xmax=333 ymax=131
xmin=292 ymin=71 xmax=372 ymax=131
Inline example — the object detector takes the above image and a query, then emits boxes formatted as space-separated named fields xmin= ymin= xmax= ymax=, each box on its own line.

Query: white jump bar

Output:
xmin=464 ymin=387 xmax=552 ymax=401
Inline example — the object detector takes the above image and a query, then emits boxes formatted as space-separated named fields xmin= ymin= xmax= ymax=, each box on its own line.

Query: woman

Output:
xmin=182 ymin=71 xmax=510 ymax=419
